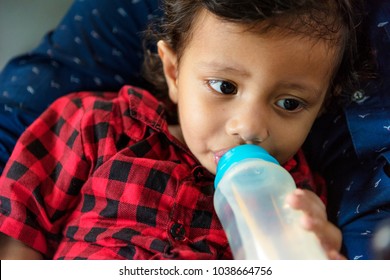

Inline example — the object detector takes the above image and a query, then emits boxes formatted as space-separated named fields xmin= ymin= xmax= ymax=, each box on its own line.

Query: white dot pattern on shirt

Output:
xmin=6 ymin=0 xmax=156 ymax=96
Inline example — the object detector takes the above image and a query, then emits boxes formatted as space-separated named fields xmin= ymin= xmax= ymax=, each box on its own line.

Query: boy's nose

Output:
xmin=225 ymin=105 xmax=270 ymax=144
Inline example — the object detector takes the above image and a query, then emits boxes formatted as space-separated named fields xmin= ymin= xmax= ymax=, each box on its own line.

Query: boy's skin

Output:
xmin=0 ymin=8 xmax=343 ymax=259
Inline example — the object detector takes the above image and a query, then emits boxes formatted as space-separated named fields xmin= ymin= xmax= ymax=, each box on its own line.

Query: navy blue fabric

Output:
xmin=0 ymin=0 xmax=389 ymax=259
xmin=304 ymin=1 xmax=390 ymax=259
xmin=0 ymin=0 xmax=162 ymax=173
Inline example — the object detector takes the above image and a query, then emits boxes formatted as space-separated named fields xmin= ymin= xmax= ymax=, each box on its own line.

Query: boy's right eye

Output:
xmin=207 ymin=80 xmax=237 ymax=95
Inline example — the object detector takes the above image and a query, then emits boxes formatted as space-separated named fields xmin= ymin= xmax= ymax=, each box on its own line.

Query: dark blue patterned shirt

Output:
xmin=304 ymin=1 xmax=390 ymax=259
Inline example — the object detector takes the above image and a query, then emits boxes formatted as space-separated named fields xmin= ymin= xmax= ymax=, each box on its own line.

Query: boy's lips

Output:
xmin=213 ymin=148 xmax=232 ymax=165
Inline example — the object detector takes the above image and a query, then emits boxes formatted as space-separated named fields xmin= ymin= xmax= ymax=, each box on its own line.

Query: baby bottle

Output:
xmin=213 ymin=144 xmax=327 ymax=260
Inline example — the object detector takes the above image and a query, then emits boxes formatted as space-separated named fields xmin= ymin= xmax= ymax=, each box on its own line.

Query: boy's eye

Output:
xmin=208 ymin=80 xmax=237 ymax=95
xmin=276 ymin=98 xmax=304 ymax=111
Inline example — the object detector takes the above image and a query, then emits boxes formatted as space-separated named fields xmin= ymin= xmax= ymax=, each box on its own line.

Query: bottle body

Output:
xmin=214 ymin=145 xmax=327 ymax=260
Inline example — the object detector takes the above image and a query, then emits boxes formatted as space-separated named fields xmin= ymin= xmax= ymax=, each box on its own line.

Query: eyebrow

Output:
xmin=279 ymin=82 xmax=323 ymax=97
xmin=196 ymin=61 xmax=251 ymax=77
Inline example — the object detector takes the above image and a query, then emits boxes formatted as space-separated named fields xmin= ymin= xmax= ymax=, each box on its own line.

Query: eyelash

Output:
xmin=206 ymin=79 xmax=307 ymax=112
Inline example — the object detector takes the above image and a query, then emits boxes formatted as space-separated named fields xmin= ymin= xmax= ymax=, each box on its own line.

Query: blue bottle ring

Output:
xmin=214 ymin=144 xmax=279 ymax=188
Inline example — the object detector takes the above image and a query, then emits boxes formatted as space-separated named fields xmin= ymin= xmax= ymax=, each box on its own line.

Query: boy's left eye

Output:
xmin=276 ymin=99 xmax=304 ymax=111
xmin=208 ymin=80 xmax=237 ymax=95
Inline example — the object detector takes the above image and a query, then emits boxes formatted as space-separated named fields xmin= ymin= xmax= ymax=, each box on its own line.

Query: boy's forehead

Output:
xmin=189 ymin=9 xmax=342 ymax=54
xmin=190 ymin=7 xmax=344 ymax=48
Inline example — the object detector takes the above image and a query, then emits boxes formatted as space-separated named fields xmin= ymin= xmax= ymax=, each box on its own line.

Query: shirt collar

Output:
xmin=121 ymin=85 xmax=168 ymax=132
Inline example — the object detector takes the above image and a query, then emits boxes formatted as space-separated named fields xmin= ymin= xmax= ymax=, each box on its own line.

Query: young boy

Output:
xmin=0 ymin=0 xmax=357 ymax=259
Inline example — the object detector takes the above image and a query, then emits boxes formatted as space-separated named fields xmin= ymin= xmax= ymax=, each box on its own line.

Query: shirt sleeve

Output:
xmin=0 ymin=94 xmax=91 ymax=258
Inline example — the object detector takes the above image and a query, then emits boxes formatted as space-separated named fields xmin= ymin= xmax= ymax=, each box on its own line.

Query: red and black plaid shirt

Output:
xmin=0 ymin=86 xmax=326 ymax=259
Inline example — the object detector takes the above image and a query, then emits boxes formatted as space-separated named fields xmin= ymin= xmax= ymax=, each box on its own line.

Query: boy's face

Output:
xmin=159 ymin=10 xmax=340 ymax=175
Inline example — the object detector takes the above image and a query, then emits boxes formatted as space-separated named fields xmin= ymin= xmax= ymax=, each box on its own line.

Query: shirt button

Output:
xmin=193 ymin=166 xmax=205 ymax=182
xmin=170 ymin=223 xmax=186 ymax=240
xmin=352 ymin=90 xmax=365 ymax=102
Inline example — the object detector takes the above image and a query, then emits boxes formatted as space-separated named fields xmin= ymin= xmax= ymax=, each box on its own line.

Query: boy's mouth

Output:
xmin=213 ymin=148 xmax=232 ymax=165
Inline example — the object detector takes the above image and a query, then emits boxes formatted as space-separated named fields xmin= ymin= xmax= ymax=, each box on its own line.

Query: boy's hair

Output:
xmin=143 ymin=0 xmax=364 ymax=118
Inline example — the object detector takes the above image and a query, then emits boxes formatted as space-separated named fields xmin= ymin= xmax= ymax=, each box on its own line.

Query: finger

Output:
xmin=286 ymin=189 xmax=342 ymax=252
xmin=327 ymin=249 xmax=347 ymax=260
xmin=307 ymin=217 xmax=342 ymax=252
xmin=286 ymin=188 xmax=326 ymax=220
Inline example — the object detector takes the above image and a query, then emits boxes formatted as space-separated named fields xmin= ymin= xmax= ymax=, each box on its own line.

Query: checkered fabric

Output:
xmin=0 ymin=85 xmax=326 ymax=259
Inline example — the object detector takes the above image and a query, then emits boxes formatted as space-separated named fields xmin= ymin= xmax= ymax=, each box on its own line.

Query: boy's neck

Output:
xmin=168 ymin=124 xmax=185 ymax=144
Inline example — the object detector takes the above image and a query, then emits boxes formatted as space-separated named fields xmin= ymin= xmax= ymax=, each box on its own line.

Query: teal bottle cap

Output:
xmin=214 ymin=144 xmax=279 ymax=189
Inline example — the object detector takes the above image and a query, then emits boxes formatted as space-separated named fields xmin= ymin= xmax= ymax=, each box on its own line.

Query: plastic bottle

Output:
xmin=214 ymin=144 xmax=327 ymax=260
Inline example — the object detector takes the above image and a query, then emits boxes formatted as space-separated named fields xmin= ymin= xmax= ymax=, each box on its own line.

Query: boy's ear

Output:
xmin=157 ymin=40 xmax=179 ymax=104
